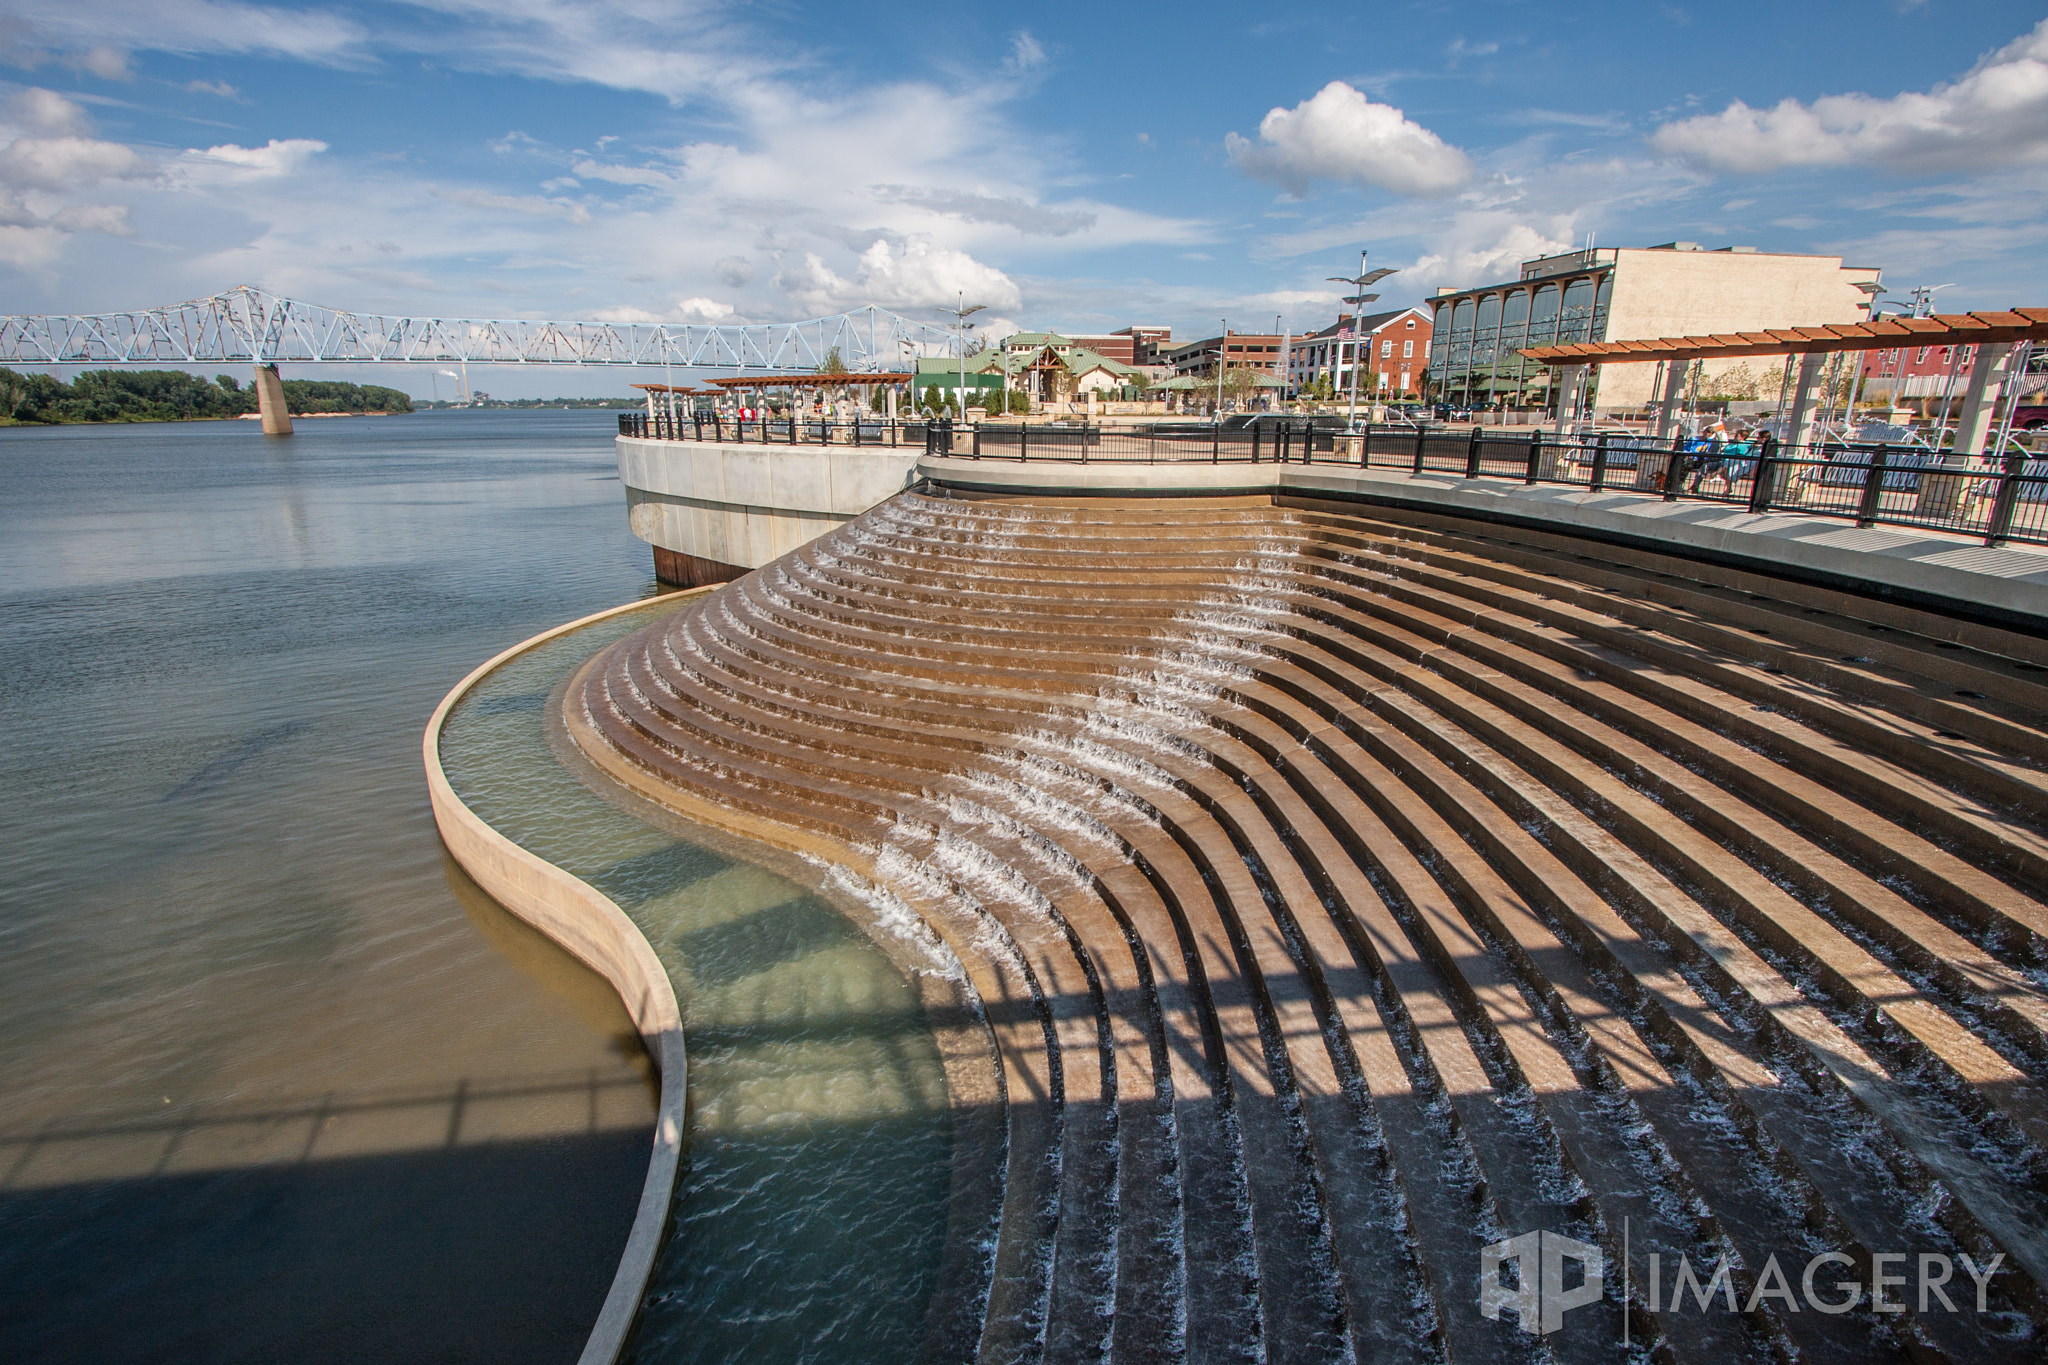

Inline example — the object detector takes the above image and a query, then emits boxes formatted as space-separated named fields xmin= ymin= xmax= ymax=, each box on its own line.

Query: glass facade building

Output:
xmin=1427 ymin=249 xmax=1617 ymax=410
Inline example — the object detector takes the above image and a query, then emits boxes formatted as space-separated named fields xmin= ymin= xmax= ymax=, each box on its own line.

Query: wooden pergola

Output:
xmin=705 ymin=372 xmax=913 ymax=389
xmin=1522 ymin=309 xmax=2048 ymax=449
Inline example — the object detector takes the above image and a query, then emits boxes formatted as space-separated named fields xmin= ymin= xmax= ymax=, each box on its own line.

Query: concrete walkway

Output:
xmin=920 ymin=454 xmax=2048 ymax=630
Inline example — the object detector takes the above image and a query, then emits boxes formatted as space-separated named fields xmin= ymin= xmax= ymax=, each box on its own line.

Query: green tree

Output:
xmin=820 ymin=346 xmax=848 ymax=376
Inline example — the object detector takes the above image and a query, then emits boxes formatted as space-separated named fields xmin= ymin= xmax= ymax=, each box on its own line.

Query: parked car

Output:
xmin=1431 ymin=401 xmax=1471 ymax=422
xmin=2014 ymin=404 xmax=2048 ymax=431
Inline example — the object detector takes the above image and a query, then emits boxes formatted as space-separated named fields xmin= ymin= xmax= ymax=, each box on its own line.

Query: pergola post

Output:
xmin=1951 ymin=341 xmax=2016 ymax=456
xmin=1651 ymin=359 xmax=1688 ymax=440
xmin=1552 ymin=363 xmax=1587 ymax=435
xmin=1785 ymin=352 xmax=1830 ymax=450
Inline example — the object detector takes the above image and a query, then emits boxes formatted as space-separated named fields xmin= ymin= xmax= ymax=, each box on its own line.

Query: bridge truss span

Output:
xmin=0 ymin=285 xmax=962 ymax=371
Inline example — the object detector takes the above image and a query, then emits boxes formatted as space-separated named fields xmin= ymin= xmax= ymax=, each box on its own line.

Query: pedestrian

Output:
xmin=1686 ymin=421 xmax=1730 ymax=493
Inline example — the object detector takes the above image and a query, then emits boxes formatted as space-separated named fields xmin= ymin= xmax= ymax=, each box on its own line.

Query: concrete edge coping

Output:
xmin=422 ymin=587 xmax=713 ymax=1365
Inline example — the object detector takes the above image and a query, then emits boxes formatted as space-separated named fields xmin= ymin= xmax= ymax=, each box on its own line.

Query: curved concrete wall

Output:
xmin=423 ymin=592 xmax=708 ymax=1365
xmin=618 ymin=436 xmax=920 ymax=571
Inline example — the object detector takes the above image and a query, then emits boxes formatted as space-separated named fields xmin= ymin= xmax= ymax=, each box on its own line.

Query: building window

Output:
xmin=1915 ymin=346 xmax=1930 ymax=363
xmin=1403 ymin=339 xmax=1414 ymax=359
xmin=1405 ymin=319 xmax=1416 ymax=329
xmin=1381 ymin=339 xmax=1393 ymax=358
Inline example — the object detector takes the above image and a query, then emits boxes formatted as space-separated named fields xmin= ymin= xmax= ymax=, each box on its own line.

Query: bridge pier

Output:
xmin=253 ymin=364 xmax=292 ymax=436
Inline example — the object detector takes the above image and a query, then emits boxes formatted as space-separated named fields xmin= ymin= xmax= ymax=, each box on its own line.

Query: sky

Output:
xmin=3 ymin=0 xmax=2048 ymax=397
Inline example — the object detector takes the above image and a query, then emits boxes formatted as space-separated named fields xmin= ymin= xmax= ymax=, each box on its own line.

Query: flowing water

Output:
xmin=0 ymin=412 xmax=954 ymax=1363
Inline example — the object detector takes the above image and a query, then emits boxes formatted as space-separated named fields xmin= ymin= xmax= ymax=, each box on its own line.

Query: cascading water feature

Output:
xmin=556 ymin=489 xmax=2048 ymax=1364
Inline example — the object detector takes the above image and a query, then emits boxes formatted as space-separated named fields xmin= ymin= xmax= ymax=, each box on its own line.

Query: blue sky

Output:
xmin=3 ymin=0 xmax=2047 ymax=396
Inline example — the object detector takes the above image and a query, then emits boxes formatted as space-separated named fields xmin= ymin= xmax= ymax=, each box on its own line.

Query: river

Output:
xmin=0 ymin=411 xmax=668 ymax=1362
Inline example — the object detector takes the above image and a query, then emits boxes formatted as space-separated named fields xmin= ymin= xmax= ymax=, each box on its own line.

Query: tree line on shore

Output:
xmin=0 ymin=369 xmax=414 ymax=425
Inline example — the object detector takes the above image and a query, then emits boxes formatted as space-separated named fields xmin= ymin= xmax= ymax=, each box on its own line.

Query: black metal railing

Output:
xmin=619 ymin=410 xmax=929 ymax=446
xmin=617 ymin=412 xmax=2048 ymax=547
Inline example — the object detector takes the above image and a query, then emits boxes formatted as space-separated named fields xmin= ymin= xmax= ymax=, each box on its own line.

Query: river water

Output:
xmin=0 ymin=412 xmax=952 ymax=1362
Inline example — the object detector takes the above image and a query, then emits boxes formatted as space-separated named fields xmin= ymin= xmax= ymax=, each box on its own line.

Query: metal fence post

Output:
xmin=973 ymin=424 xmax=982 ymax=458
xmin=1466 ymin=425 xmax=1483 ymax=478
xmin=1414 ymin=425 xmax=1428 ymax=474
xmin=1252 ymin=422 xmax=1262 ymax=463
xmin=1359 ymin=421 xmax=1370 ymax=467
xmin=1748 ymin=435 xmax=1777 ymax=514
xmin=1525 ymin=430 xmax=1542 ymax=484
xmin=1854 ymin=445 xmax=1890 ymax=527
xmin=1664 ymin=442 xmax=1685 ymax=501
xmin=1213 ymin=423 xmax=1221 ymax=464
xmin=1986 ymin=455 xmax=2024 ymax=546
xmin=1590 ymin=433 xmax=1610 ymax=491
xmin=1020 ymin=424 xmax=1028 ymax=462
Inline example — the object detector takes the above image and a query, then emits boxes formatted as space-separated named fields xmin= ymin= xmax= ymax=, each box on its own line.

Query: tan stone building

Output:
xmin=1427 ymin=243 xmax=1882 ymax=411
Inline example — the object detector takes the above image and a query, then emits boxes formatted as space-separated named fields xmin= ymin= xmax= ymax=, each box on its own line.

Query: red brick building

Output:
xmin=1285 ymin=307 xmax=1433 ymax=397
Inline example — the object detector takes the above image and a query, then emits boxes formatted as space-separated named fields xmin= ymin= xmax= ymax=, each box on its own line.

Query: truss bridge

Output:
xmin=0 ymin=284 xmax=958 ymax=372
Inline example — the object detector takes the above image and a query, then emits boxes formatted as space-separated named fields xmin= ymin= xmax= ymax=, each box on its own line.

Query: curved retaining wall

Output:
xmin=423 ymin=592 xmax=708 ymax=1365
xmin=619 ymin=436 xmax=921 ymax=575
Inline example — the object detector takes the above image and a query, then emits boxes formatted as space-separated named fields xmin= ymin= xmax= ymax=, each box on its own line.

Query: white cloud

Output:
xmin=48 ymin=201 xmax=132 ymax=234
xmin=1405 ymin=217 xmax=1574 ymax=292
xmin=5 ymin=88 xmax=88 ymax=135
xmin=72 ymin=46 xmax=132 ymax=80
xmin=1651 ymin=17 xmax=2048 ymax=174
xmin=1 ymin=0 xmax=363 ymax=67
xmin=0 ymin=89 xmax=152 ymax=267
xmin=570 ymin=159 xmax=672 ymax=187
xmin=175 ymin=138 xmax=328 ymax=183
xmin=870 ymin=185 xmax=1095 ymax=236
xmin=1228 ymin=81 xmax=1473 ymax=197
xmin=0 ymin=224 xmax=67 ymax=268
xmin=673 ymin=296 xmax=734 ymax=321
xmin=776 ymin=238 xmax=1020 ymax=315
xmin=0 ymin=135 xmax=151 ymax=188
xmin=431 ymin=184 xmax=589 ymax=224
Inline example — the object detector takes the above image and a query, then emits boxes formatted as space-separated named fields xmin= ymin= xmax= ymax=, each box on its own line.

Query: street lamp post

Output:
xmin=1328 ymin=250 xmax=1398 ymax=429
xmin=1215 ymin=319 xmax=1226 ymax=419
xmin=936 ymin=293 xmax=986 ymax=419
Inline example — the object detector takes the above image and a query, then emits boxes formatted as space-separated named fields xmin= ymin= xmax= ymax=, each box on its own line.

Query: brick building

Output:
xmin=1285 ymin=307 xmax=1432 ymax=398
